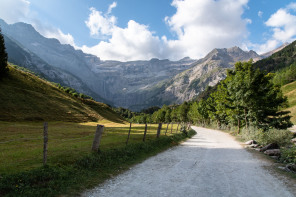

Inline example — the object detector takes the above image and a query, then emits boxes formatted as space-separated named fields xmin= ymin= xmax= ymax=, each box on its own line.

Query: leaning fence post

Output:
xmin=92 ymin=124 xmax=104 ymax=152
xmin=165 ymin=123 xmax=169 ymax=135
xmin=43 ymin=122 xmax=48 ymax=166
xmin=126 ymin=122 xmax=132 ymax=145
xmin=157 ymin=123 xmax=162 ymax=138
xmin=143 ymin=123 xmax=147 ymax=142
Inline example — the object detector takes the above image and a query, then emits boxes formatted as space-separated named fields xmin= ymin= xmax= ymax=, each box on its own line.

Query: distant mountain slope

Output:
xmin=3 ymin=34 xmax=110 ymax=104
xmin=0 ymin=19 xmax=195 ymax=109
xmin=142 ymin=46 xmax=260 ymax=107
xmin=0 ymin=65 xmax=124 ymax=123
xmin=254 ymin=40 xmax=296 ymax=72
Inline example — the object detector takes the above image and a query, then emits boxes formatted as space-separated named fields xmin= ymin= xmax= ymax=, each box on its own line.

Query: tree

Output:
xmin=225 ymin=60 xmax=292 ymax=131
xmin=179 ymin=102 xmax=189 ymax=122
xmin=0 ymin=28 xmax=8 ymax=78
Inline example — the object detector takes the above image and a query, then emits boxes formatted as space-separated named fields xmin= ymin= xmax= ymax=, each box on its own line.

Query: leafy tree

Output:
xmin=0 ymin=28 xmax=8 ymax=78
xmin=225 ymin=60 xmax=292 ymax=131
xmin=188 ymin=102 xmax=199 ymax=124
xmin=179 ymin=102 xmax=189 ymax=122
xmin=165 ymin=107 xmax=172 ymax=123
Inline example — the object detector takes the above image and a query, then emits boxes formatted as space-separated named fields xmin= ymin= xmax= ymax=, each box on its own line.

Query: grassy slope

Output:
xmin=282 ymin=81 xmax=296 ymax=124
xmin=0 ymin=65 xmax=124 ymax=123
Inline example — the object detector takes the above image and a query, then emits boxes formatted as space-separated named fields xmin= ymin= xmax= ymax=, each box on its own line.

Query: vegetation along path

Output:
xmin=83 ymin=126 xmax=295 ymax=197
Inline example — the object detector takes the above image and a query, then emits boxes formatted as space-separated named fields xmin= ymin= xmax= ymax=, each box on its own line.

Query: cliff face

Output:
xmin=146 ymin=47 xmax=261 ymax=106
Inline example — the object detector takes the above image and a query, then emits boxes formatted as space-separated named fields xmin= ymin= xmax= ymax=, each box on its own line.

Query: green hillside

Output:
xmin=0 ymin=64 xmax=124 ymax=123
xmin=282 ymin=80 xmax=296 ymax=124
xmin=254 ymin=40 xmax=296 ymax=72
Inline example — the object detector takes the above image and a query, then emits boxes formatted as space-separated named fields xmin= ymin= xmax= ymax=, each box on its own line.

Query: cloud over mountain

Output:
xmin=83 ymin=0 xmax=250 ymax=61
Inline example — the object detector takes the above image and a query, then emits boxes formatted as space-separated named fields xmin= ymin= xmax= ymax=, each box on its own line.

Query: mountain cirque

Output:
xmin=1 ymin=19 xmax=273 ymax=111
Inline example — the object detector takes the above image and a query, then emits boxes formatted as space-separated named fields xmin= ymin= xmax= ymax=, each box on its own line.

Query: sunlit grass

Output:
xmin=0 ymin=121 xmax=180 ymax=174
xmin=282 ymin=81 xmax=296 ymax=124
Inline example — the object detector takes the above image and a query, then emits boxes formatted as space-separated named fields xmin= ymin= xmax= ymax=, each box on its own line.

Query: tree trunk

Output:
xmin=143 ymin=124 xmax=147 ymax=142
xmin=237 ymin=118 xmax=241 ymax=134
xmin=165 ymin=123 xmax=169 ymax=135
xmin=244 ymin=108 xmax=248 ymax=129
xmin=126 ymin=122 xmax=132 ymax=145
xmin=157 ymin=123 xmax=162 ymax=138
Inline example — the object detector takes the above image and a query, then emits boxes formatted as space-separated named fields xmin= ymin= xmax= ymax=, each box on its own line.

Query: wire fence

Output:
xmin=0 ymin=121 xmax=186 ymax=174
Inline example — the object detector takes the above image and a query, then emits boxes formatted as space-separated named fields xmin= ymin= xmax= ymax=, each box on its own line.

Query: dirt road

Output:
xmin=82 ymin=126 xmax=295 ymax=197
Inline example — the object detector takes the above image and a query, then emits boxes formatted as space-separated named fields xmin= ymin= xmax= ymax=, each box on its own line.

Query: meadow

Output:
xmin=0 ymin=121 xmax=181 ymax=174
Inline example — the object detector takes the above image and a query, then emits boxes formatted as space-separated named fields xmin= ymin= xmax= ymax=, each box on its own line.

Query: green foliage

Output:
xmin=253 ymin=40 xmax=296 ymax=72
xmin=0 ymin=65 xmax=122 ymax=122
xmin=272 ymin=63 xmax=296 ymax=86
xmin=0 ymin=28 xmax=8 ymax=78
xmin=241 ymin=127 xmax=293 ymax=147
xmin=141 ymin=106 xmax=161 ymax=114
xmin=280 ymin=146 xmax=296 ymax=164
xmin=185 ymin=60 xmax=292 ymax=131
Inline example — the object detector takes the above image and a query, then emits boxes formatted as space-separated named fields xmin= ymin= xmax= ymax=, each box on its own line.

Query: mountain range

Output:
xmin=0 ymin=19 xmax=282 ymax=111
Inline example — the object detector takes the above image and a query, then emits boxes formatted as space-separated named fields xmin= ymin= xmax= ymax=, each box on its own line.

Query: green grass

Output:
xmin=0 ymin=121 xmax=181 ymax=174
xmin=0 ymin=122 xmax=195 ymax=196
xmin=282 ymin=80 xmax=296 ymax=124
xmin=0 ymin=65 xmax=124 ymax=123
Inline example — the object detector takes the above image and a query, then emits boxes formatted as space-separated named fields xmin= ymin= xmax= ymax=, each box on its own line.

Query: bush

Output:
xmin=280 ymin=146 xmax=296 ymax=164
xmin=241 ymin=127 xmax=293 ymax=147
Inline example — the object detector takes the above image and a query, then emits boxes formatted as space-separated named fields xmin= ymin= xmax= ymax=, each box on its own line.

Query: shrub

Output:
xmin=241 ymin=127 xmax=293 ymax=147
xmin=280 ymin=146 xmax=296 ymax=164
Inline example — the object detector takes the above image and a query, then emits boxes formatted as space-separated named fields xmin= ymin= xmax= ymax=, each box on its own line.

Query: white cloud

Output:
xmin=0 ymin=0 xmax=78 ymax=48
xmin=258 ymin=11 xmax=263 ymax=18
xmin=107 ymin=2 xmax=117 ymax=14
xmin=0 ymin=0 xmax=30 ymax=24
xmin=85 ymin=7 xmax=117 ymax=37
xmin=83 ymin=0 xmax=250 ymax=61
xmin=82 ymin=20 xmax=163 ymax=61
xmin=252 ymin=3 xmax=296 ymax=54
xmin=41 ymin=28 xmax=77 ymax=47
xmin=163 ymin=0 xmax=249 ymax=60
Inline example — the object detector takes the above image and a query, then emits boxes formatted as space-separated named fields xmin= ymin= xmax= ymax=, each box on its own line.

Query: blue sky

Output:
xmin=1 ymin=0 xmax=296 ymax=61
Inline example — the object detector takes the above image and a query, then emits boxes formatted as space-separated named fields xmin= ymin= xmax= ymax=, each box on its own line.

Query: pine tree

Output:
xmin=0 ymin=27 xmax=8 ymax=78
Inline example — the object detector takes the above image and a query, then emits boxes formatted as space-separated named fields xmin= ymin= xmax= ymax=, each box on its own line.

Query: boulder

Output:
xmin=264 ymin=149 xmax=281 ymax=156
xmin=270 ymin=156 xmax=280 ymax=160
xmin=249 ymin=144 xmax=259 ymax=148
xmin=260 ymin=143 xmax=279 ymax=152
xmin=285 ymin=164 xmax=296 ymax=173
xmin=245 ymin=140 xmax=257 ymax=145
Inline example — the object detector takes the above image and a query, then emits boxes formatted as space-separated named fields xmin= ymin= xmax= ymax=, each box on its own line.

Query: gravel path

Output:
xmin=82 ymin=126 xmax=294 ymax=197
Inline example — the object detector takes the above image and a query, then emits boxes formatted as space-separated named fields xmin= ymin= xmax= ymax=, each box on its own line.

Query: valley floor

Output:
xmin=82 ymin=126 xmax=296 ymax=197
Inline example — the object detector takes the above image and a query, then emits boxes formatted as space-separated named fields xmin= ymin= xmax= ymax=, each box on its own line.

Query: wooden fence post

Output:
xmin=157 ymin=123 xmax=162 ymax=138
xmin=187 ymin=123 xmax=191 ymax=130
xmin=92 ymin=124 xmax=104 ymax=152
xmin=143 ymin=123 xmax=147 ymax=142
xmin=171 ymin=122 xmax=173 ymax=134
xmin=126 ymin=122 xmax=132 ymax=145
xmin=43 ymin=122 xmax=48 ymax=166
xmin=176 ymin=123 xmax=180 ymax=133
xmin=165 ymin=123 xmax=169 ymax=135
